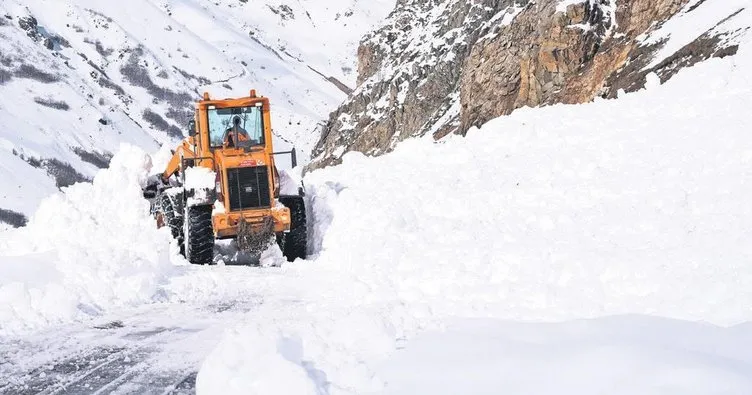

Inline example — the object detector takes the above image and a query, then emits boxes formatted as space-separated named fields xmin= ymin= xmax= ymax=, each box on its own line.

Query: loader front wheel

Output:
xmin=158 ymin=192 xmax=184 ymax=250
xmin=184 ymin=204 xmax=215 ymax=265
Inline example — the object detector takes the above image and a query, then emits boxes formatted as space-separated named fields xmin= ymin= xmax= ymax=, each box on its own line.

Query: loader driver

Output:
xmin=223 ymin=115 xmax=251 ymax=148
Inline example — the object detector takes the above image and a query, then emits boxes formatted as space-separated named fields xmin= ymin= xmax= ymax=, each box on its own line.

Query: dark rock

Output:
xmin=310 ymin=0 xmax=528 ymax=169
xmin=604 ymin=8 xmax=748 ymax=97
xmin=18 ymin=16 xmax=39 ymax=39
xmin=44 ymin=158 xmax=90 ymax=188
xmin=72 ymin=147 xmax=113 ymax=169
xmin=33 ymin=97 xmax=70 ymax=110
xmin=120 ymin=47 xmax=195 ymax=108
xmin=143 ymin=109 xmax=184 ymax=139
xmin=14 ymin=64 xmax=60 ymax=83
xmin=25 ymin=157 xmax=91 ymax=188
xmin=0 ymin=208 xmax=28 ymax=228
xmin=0 ymin=68 xmax=11 ymax=85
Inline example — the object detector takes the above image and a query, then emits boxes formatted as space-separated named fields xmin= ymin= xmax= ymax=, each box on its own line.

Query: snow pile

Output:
xmin=0 ymin=145 xmax=177 ymax=334
xmin=198 ymin=31 xmax=752 ymax=393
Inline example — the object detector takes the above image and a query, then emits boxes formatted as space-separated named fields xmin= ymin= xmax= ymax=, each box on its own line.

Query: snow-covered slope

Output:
xmin=0 ymin=0 xmax=395 ymax=223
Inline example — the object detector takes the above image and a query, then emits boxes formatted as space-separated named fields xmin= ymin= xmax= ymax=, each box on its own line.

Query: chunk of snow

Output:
xmin=645 ymin=72 xmax=662 ymax=90
xmin=331 ymin=146 xmax=346 ymax=158
xmin=556 ymin=0 xmax=586 ymax=13
xmin=197 ymin=327 xmax=319 ymax=395
xmin=259 ymin=244 xmax=286 ymax=268
xmin=279 ymin=168 xmax=302 ymax=196
xmin=184 ymin=166 xmax=216 ymax=190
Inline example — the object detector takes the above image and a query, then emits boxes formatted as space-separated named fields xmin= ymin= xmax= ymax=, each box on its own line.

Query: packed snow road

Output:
xmin=0 ymin=301 xmax=237 ymax=394
xmin=0 ymin=268 xmax=287 ymax=394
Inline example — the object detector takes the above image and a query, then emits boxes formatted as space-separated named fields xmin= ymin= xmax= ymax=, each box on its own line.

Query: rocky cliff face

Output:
xmin=310 ymin=0 xmax=748 ymax=169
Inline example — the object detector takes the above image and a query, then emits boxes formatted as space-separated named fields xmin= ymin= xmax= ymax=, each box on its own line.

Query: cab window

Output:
xmin=207 ymin=105 xmax=265 ymax=148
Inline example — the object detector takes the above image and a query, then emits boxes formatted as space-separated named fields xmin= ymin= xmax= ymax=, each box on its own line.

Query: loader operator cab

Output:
xmin=208 ymin=105 xmax=265 ymax=149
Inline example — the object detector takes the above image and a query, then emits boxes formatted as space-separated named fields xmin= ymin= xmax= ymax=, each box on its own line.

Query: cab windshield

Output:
xmin=208 ymin=105 xmax=265 ymax=148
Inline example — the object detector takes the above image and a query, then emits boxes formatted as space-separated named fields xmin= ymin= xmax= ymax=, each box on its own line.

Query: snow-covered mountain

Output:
xmin=0 ymin=0 xmax=395 ymax=225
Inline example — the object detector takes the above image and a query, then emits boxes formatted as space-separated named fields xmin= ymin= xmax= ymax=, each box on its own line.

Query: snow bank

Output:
xmin=379 ymin=316 xmax=752 ymax=395
xmin=199 ymin=32 xmax=752 ymax=393
xmin=0 ymin=145 xmax=179 ymax=334
xmin=303 ymin=94 xmax=752 ymax=327
xmin=305 ymin=52 xmax=752 ymax=327
xmin=185 ymin=166 xmax=217 ymax=207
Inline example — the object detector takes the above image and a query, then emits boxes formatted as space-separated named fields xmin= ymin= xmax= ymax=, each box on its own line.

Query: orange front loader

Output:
xmin=143 ymin=90 xmax=306 ymax=264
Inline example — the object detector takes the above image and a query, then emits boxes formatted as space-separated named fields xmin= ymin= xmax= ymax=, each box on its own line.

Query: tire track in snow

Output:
xmin=0 ymin=299 xmax=260 ymax=394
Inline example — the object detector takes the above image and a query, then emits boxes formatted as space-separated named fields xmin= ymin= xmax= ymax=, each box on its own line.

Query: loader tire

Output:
xmin=279 ymin=195 xmax=307 ymax=262
xmin=184 ymin=204 xmax=214 ymax=265
xmin=159 ymin=193 xmax=184 ymax=247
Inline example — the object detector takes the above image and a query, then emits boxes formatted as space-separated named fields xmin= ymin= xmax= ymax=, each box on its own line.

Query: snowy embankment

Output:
xmin=199 ymin=43 xmax=752 ymax=395
xmin=378 ymin=317 xmax=752 ymax=395
xmin=0 ymin=146 xmax=176 ymax=333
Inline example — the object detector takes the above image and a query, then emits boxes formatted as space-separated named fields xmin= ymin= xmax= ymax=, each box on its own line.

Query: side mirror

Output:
xmin=272 ymin=148 xmax=298 ymax=168
xmin=188 ymin=120 xmax=196 ymax=137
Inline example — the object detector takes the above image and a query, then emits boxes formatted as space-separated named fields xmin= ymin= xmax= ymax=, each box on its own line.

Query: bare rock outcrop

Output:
xmin=311 ymin=0 xmax=527 ymax=168
xmin=460 ymin=0 xmax=745 ymax=130
xmin=309 ymin=0 xmax=747 ymax=170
